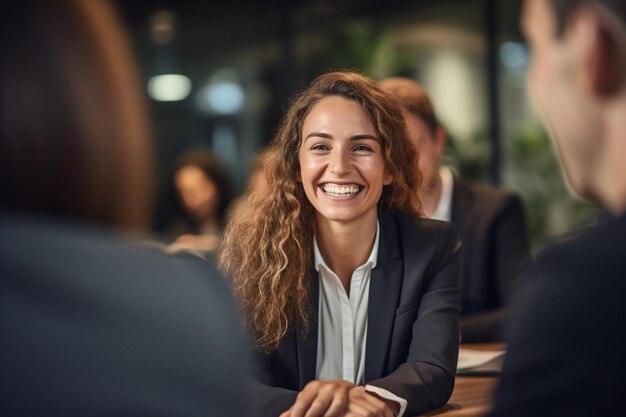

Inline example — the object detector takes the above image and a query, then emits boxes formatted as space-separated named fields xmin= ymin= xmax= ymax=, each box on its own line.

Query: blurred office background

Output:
xmin=113 ymin=0 xmax=598 ymax=252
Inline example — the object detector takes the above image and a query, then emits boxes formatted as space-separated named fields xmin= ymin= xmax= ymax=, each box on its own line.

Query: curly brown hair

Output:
xmin=219 ymin=70 xmax=423 ymax=353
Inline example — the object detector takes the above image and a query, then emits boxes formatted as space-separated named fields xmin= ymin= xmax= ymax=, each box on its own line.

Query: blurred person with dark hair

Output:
xmin=379 ymin=77 xmax=532 ymax=343
xmin=487 ymin=0 xmax=626 ymax=416
xmin=0 ymin=1 xmax=248 ymax=416
xmin=220 ymin=70 xmax=462 ymax=417
xmin=167 ymin=150 xmax=234 ymax=258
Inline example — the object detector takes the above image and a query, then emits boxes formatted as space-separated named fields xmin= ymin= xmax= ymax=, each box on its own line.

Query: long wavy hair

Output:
xmin=219 ymin=70 xmax=423 ymax=353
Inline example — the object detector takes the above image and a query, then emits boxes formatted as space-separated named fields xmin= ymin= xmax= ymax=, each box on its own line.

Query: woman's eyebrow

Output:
xmin=304 ymin=132 xmax=333 ymax=141
xmin=350 ymin=134 xmax=379 ymax=142
xmin=303 ymin=132 xmax=379 ymax=142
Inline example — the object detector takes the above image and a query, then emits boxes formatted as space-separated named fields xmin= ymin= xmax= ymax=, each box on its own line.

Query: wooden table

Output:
xmin=417 ymin=343 xmax=505 ymax=417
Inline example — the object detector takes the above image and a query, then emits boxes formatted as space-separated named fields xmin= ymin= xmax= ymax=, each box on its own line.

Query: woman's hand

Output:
xmin=279 ymin=380 xmax=355 ymax=417
xmin=345 ymin=386 xmax=397 ymax=417
xmin=280 ymin=381 xmax=398 ymax=417
xmin=167 ymin=234 xmax=219 ymax=253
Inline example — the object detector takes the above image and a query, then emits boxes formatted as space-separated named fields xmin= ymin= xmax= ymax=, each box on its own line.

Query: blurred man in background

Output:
xmin=380 ymin=77 xmax=531 ymax=342
xmin=488 ymin=0 xmax=626 ymax=415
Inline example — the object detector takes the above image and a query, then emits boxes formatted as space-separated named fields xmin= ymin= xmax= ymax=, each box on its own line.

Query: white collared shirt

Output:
xmin=430 ymin=166 xmax=454 ymax=221
xmin=314 ymin=222 xmax=407 ymax=417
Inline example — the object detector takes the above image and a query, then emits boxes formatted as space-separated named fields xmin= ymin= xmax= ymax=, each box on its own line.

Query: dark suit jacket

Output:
xmin=451 ymin=178 xmax=531 ymax=342
xmin=487 ymin=211 xmax=626 ymax=417
xmin=0 ymin=212 xmax=249 ymax=417
xmin=252 ymin=211 xmax=462 ymax=417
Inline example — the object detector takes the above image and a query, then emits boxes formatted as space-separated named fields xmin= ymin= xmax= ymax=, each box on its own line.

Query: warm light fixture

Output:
xmin=147 ymin=74 xmax=192 ymax=102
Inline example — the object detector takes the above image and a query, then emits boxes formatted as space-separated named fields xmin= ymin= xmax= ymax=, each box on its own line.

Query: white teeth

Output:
xmin=322 ymin=184 xmax=361 ymax=196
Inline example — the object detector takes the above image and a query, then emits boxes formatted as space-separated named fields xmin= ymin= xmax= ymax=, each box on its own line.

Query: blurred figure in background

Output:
xmin=167 ymin=150 xmax=234 ymax=258
xmin=488 ymin=0 xmax=626 ymax=416
xmin=380 ymin=77 xmax=531 ymax=343
xmin=245 ymin=147 xmax=275 ymax=196
xmin=222 ymin=149 xmax=275 ymax=240
xmin=0 ymin=1 xmax=247 ymax=416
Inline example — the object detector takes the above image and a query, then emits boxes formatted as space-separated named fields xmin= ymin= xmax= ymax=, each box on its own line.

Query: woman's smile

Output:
xmin=319 ymin=182 xmax=363 ymax=199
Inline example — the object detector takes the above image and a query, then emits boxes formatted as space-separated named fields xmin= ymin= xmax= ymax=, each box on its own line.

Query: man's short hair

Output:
xmin=378 ymin=77 xmax=440 ymax=134
xmin=550 ymin=0 xmax=626 ymax=35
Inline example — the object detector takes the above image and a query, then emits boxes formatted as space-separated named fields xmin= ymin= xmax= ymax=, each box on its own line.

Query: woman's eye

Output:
xmin=353 ymin=145 xmax=373 ymax=152
xmin=311 ymin=144 xmax=330 ymax=151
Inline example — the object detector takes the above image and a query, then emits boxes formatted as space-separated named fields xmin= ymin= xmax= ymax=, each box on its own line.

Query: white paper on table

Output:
xmin=457 ymin=348 xmax=506 ymax=375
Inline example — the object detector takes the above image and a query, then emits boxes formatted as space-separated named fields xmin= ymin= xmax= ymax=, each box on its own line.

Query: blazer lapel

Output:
xmin=365 ymin=213 xmax=404 ymax=381
xmin=296 ymin=267 xmax=319 ymax=388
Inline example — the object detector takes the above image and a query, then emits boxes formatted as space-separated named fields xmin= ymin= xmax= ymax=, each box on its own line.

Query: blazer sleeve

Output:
xmin=494 ymin=195 xmax=531 ymax=304
xmin=248 ymin=348 xmax=298 ymax=417
xmin=460 ymin=194 xmax=531 ymax=342
xmin=249 ymin=382 xmax=297 ymax=417
xmin=368 ymin=221 xmax=462 ymax=416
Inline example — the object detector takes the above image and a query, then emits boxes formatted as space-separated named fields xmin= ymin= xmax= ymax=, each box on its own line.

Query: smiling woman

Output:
xmin=299 ymin=96 xmax=392 ymax=238
xmin=219 ymin=70 xmax=462 ymax=417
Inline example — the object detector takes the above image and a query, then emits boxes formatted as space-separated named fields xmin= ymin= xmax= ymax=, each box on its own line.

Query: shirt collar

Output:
xmin=430 ymin=166 xmax=454 ymax=221
xmin=313 ymin=221 xmax=380 ymax=272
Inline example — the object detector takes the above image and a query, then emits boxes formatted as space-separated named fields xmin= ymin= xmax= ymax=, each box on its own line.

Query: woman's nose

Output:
xmin=329 ymin=149 xmax=352 ymax=176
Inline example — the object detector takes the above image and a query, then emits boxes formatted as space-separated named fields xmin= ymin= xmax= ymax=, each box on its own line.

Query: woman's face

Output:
xmin=175 ymin=165 xmax=219 ymax=222
xmin=298 ymin=95 xmax=392 ymax=227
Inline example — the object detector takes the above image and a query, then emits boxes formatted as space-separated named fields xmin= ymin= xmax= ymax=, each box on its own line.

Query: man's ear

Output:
xmin=575 ymin=9 xmax=624 ymax=97
xmin=590 ymin=24 xmax=623 ymax=96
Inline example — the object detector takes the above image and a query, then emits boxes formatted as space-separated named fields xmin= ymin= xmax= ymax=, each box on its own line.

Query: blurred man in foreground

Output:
xmin=488 ymin=0 xmax=626 ymax=415
xmin=0 ymin=1 xmax=248 ymax=415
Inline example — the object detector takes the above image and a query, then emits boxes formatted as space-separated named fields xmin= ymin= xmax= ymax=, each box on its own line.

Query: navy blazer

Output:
xmin=451 ymin=178 xmax=531 ymax=342
xmin=0 ymin=213 xmax=249 ymax=417
xmin=487 ymin=212 xmax=626 ymax=417
xmin=251 ymin=211 xmax=462 ymax=417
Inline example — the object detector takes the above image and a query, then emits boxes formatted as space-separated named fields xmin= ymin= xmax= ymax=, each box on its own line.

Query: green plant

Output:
xmin=505 ymin=123 xmax=600 ymax=252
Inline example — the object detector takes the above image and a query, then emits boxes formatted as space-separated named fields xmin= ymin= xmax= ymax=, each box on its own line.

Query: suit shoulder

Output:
xmin=534 ymin=213 xmax=626 ymax=280
xmin=509 ymin=217 xmax=626 ymax=345
xmin=392 ymin=213 xmax=461 ymax=256
xmin=392 ymin=212 xmax=455 ymax=234
xmin=464 ymin=178 xmax=519 ymax=201
xmin=455 ymin=178 xmax=524 ymax=217
xmin=0 ymin=213 xmax=235 ymax=314
xmin=0 ymin=213 xmax=248 ymax=417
